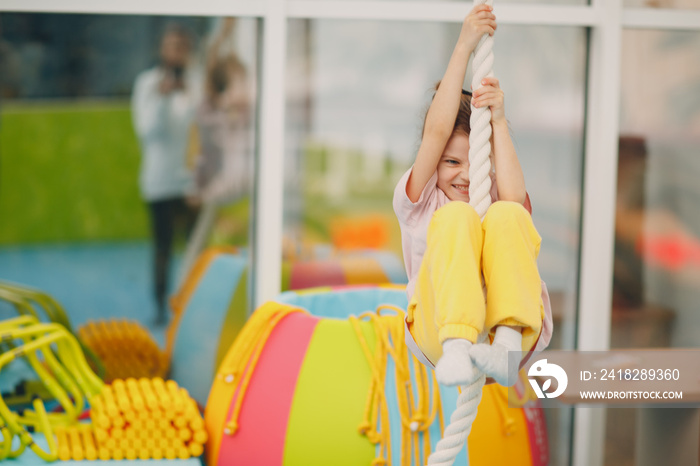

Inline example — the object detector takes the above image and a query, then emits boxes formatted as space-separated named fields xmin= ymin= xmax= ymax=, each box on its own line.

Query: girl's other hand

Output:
xmin=472 ymin=77 xmax=505 ymax=123
xmin=459 ymin=4 xmax=497 ymax=53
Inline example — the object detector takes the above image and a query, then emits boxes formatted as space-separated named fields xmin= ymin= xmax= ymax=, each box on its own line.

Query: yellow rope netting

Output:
xmin=350 ymin=305 xmax=444 ymax=466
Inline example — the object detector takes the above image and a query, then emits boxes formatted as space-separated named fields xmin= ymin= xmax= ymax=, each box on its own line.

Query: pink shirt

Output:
xmin=393 ymin=167 xmax=553 ymax=354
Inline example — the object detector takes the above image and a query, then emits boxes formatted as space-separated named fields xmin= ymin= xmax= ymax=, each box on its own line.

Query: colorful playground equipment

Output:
xmin=330 ymin=215 xmax=390 ymax=250
xmin=1 ymin=247 xmax=549 ymax=464
xmin=0 ymin=281 xmax=105 ymax=380
xmin=0 ymin=315 xmax=103 ymax=461
xmin=0 ymin=311 xmax=206 ymax=463
xmin=205 ymin=285 xmax=549 ymax=466
xmin=55 ymin=378 xmax=207 ymax=461
xmin=166 ymin=246 xmax=408 ymax=405
xmin=78 ymin=320 xmax=168 ymax=382
xmin=3 ymin=245 xmax=407 ymax=408
xmin=0 ymin=279 xmax=166 ymax=384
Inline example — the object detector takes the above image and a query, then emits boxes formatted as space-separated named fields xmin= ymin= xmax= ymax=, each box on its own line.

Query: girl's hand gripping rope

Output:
xmin=472 ymin=76 xmax=505 ymax=124
xmin=458 ymin=5 xmax=497 ymax=54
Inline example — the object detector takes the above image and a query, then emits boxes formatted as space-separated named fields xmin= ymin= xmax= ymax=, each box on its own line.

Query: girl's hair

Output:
xmin=422 ymin=80 xmax=472 ymax=138
xmin=422 ymin=81 xmax=496 ymax=173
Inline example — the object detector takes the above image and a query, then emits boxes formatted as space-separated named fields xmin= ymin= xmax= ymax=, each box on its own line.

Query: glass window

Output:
xmin=0 ymin=13 xmax=258 ymax=329
xmin=286 ymin=18 xmax=588 ymax=465
xmin=614 ymin=28 xmax=700 ymax=349
xmin=607 ymin=27 xmax=700 ymax=466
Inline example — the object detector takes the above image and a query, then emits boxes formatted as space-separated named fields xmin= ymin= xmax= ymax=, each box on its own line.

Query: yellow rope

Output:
xmin=349 ymin=314 xmax=391 ymax=465
xmin=350 ymin=304 xmax=442 ymax=466
xmin=506 ymin=370 xmax=539 ymax=409
xmin=218 ymin=302 xmax=308 ymax=437
xmin=0 ymin=316 xmax=103 ymax=461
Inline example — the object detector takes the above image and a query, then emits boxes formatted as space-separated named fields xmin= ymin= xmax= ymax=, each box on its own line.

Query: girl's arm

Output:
xmin=472 ymin=77 xmax=526 ymax=204
xmin=406 ymin=5 xmax=497 ymax=203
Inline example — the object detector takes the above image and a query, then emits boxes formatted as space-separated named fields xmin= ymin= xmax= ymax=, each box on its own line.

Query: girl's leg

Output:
xmin=470 ymin=201 xmax=543 ymax=385
xmin=408 ymin=201 xmax=485 ymax=366
xmin=481 ymin=201 xmax=543 ymax=349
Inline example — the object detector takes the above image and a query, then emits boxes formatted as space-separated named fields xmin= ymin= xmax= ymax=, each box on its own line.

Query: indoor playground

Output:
xmin=1 ymin=1 xmax=700 ymax=466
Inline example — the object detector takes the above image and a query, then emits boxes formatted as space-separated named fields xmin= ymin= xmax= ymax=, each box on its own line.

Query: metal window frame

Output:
xmin=2 ymin=1 xmax=699 ymax=465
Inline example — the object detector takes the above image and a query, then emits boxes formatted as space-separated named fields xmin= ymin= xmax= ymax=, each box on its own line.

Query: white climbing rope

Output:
xmin=427 ymin=1 xmax=494 ymax=464
xmin=468 ymin=0 xmax=495 ymax=220
xmin=427 ymin=375 xmax=486 ymax=465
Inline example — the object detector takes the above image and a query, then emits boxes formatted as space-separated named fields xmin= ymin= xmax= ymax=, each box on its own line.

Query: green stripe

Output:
xmin=283 ymin=318 xmax=377 ymax=466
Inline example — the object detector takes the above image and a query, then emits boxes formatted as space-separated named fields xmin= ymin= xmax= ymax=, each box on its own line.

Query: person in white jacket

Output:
xmin=132 ymin=23 xmax=201 ymax=325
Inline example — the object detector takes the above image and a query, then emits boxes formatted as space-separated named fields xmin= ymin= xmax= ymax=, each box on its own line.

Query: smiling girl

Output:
xmin=393 ymin=4 xmax=552 ymax=387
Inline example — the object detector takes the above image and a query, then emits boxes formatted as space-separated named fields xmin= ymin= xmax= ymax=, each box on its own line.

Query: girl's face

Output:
xmin=437 ymin=132 xmax=471 ymax=202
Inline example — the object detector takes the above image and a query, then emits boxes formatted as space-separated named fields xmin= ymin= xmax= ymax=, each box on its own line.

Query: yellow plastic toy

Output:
xmin=0 ymin=315 xmax=103 ymax=461
xmin=53 ymin=378 xmax=207 ymax=461
xmin=0 ymin=313 xmax=207 ymax=462
xmin=0 ymin=282 xmax=105 ymax=379
xmin=78 ymin=320 xmax=168 ymax=382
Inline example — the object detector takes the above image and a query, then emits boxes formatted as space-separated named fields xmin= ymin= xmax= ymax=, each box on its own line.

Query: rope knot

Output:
xmin=409 ymin=415 xmax=424 ymax=432
xmin=357 ymin=421 xmax=371 ymax=435
xmin=503 ymin=417 xmax=516 ymax=436
xmin=367 ymin=431 xmax=382 ymax=444
xmin=223 ymin=420 xmax=238 ymax=436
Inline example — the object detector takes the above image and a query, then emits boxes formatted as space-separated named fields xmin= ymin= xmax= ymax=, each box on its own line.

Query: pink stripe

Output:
xmin=522 ymin=402 xmax=550 ymax=466
xmin=328 ymin=284 xmax=375 ymax=292
xmin=290 ymin=261 xmax=347 ymax=289
xmin=217 ymin=312 xmax=320 ymax=466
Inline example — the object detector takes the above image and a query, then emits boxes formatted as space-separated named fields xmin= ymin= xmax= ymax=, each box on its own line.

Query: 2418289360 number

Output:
xmin=600 ymin=368 xmax=680 ymax=381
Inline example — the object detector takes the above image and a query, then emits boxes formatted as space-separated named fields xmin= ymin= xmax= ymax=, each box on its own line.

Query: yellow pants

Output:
xmin=407 ymin=201 xmax=543 ymax=366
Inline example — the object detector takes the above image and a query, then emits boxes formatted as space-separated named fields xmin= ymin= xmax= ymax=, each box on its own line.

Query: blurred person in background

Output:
xmin=132 ymin=23 xmax=202 ymax=326
xmin=167 ymin=18 xmax=254 ymax=280
xmin=194 ymin=18 xmax=251 ymax=204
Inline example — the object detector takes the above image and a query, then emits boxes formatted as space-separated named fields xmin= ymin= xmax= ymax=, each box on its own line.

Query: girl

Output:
xmin=393 ymin=4 xmax=552 ymax=387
